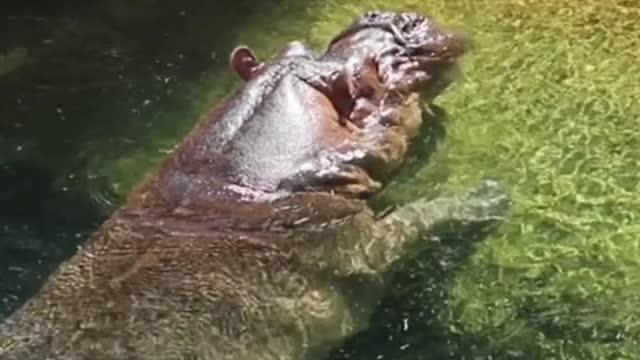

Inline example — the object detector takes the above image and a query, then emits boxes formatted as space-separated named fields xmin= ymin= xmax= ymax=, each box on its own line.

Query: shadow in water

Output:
xmin=0 ymin=159 xmax=106 ymax=318
xmin=330 ymin=217 xmax=504 ymax=360
xmin=400 ymin=104 xmax=449 ymax=179
xmin=369 ymin=103 xmax=449 ymax=211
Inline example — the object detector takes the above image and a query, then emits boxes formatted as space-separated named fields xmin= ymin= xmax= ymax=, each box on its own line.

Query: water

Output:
xmin=1 ymin=0 xmax=639 ymax=359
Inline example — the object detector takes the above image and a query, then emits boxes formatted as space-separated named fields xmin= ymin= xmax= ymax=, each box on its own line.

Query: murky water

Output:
xmin=1 ymin=0 xmax=639 ymax=359
xmin=1 ymin=0 xmax=241 ymax=318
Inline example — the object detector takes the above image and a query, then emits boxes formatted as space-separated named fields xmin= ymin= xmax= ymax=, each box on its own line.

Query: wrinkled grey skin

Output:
xmin=0 ymin=11 xmax=509 ymax=360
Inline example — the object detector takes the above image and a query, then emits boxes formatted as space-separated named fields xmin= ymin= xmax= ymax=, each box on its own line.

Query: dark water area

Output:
xmin=0 ymin=0 xmax=258 ymax=318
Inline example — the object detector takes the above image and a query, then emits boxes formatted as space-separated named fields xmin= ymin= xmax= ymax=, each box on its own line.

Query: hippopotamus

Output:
xmin=0 ymin=11 xmax=508 ymax=360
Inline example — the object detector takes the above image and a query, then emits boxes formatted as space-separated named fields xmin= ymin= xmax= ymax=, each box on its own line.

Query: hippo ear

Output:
xmin=230 ymin=46 xmax=262 ymax=81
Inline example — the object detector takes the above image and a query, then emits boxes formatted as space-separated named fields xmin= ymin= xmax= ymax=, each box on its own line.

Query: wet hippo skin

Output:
xmin=0 ymin=11 xmax=509 ymax=360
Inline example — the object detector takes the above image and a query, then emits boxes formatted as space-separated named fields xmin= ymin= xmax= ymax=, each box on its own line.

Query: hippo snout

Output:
xmin=326 ymin=11 xmax=470 ymax=101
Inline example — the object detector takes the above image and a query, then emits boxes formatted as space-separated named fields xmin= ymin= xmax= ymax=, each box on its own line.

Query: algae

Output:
xmin=4 ymin=0 xmax=640 ymax=358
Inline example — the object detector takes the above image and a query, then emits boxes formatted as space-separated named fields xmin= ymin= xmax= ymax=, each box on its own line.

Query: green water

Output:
xmin=1 ymin=0 xmax=639 ymax=358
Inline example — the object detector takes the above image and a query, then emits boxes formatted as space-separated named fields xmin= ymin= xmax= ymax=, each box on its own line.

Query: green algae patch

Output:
xmin=433 ymin=1 xmax=640 ymax=358
xmin=221 ymin=0 xmax=640 ymax=358
xmin=77 ymin=0 xmax=640 ymax=358
xmin=326 ymin=0 xmax=639 ymax=358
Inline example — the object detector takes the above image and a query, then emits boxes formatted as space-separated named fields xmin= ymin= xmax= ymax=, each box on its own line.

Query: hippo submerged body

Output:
xmin=0 ymin=12 xmax=509 ymax=360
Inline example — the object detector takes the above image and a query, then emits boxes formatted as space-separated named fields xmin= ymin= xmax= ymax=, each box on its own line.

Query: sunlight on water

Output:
xmin=1 ymin=0 xmax=639 ymax=359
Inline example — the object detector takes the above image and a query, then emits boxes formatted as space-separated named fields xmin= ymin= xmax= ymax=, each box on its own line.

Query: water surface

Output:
xmin=1 ymin=0 xmax=639 ymax=359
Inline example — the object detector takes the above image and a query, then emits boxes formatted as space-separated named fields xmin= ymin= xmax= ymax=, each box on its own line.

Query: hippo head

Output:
xmin=326 ymin=11 xmax=469 ymax=102
xmin=164 ymin=12 xmax=471 ymax=202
